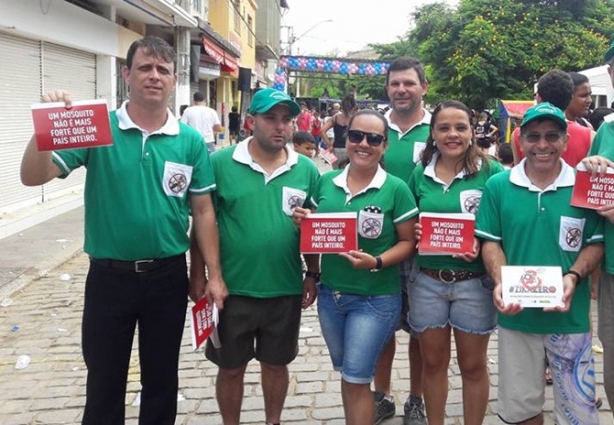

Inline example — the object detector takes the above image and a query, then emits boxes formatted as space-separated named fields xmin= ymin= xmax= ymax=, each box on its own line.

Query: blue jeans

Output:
xmin=317 ymin=284 xmax=401 ymax=384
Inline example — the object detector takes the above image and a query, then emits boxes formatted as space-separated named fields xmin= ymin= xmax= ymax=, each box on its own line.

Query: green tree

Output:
xmin=409 ymin=0 xmax=614 ymax=108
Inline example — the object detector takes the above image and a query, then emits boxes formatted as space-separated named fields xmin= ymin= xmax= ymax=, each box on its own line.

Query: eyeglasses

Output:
xmin=522 ymin=131 xmax=564 ymax=143
xmin=347 ymin=130 xmax=385 ymax=147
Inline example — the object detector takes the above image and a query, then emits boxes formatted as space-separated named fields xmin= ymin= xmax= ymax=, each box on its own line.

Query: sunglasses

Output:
xmin=347 ymin=130 xmax=385 ymax=147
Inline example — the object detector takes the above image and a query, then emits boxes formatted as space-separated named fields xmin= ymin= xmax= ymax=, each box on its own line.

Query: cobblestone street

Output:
xmin=1 ymin=249 xmax=613 ymax=424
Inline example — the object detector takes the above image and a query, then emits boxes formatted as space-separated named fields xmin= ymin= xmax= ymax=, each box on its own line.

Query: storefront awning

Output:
xmin=202 ymin=39 xmax=224 ymax=64
xmin=221 ymin=54 xmax=239 ymax=74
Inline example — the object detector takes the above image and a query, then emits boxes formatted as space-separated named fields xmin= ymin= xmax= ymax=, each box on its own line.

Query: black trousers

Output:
xmin=81 ymin=256 xmax=188 ymax=425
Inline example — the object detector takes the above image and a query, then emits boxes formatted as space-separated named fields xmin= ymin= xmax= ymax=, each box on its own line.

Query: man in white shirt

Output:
xmin=181 ymin=91 xmax=223 ymax=154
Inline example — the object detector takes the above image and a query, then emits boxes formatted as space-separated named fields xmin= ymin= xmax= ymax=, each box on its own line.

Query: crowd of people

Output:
xmin=19 ymin=34 xmax=614 ymax=425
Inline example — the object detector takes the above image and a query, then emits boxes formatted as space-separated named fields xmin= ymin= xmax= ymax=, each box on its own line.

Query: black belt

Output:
xmin=420 ymin=267 xmax=484 ymax=284
xmin=90 ymin=254 xmax=184 ymax=273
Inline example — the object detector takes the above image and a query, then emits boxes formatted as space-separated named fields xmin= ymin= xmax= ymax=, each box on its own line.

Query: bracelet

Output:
xmin=305 ymin=271 xmax=321 ymax=281
xmin=564 ymin=270 xmax=582 ymax=285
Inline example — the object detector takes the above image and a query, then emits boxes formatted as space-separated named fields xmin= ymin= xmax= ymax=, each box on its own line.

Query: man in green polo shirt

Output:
xmin=20 ymin=36 xmax=226 ymax=424
xmin=476 ymin=103 xmax=603 ymax=425
xmin=375 ymin=56 xmax=431 ymax=425
xmin=190 ymin=88 xmax=320 ymax=425
xmin=581 ymin=39 xmax=614 ymax=415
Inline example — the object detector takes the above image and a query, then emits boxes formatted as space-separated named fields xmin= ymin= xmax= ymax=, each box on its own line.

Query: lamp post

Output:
xmin=284 ymin=19 xmax=333 ymax=97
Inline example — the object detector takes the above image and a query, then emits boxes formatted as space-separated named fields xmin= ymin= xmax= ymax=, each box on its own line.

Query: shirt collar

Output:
xmin=386 ymin=108 xmax=431 ymax=136
xmin=423 ymin=152 xmax=478 ymax=188
xmin=510 ymin=158 xmax=575 ymax=191
xmin=116 ymin=100 xmax=179 ymax=135
xmin=332 ymin=164 xmax=387 ymax=203
xmin=232 ymin=137 xmax=299 ymax=182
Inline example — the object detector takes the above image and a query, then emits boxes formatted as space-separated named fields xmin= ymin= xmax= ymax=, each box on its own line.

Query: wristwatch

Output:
xmin=369 ymin=256 xmax=383 ymax=273
xmin=564 ymin=270 xmax=582 ymax=285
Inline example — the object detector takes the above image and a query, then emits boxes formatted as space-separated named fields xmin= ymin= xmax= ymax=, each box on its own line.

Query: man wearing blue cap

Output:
xmin=477 ymin=103 xmax=603 ymax=425
xmin=190 ymin=88 xmax=320 ymax=425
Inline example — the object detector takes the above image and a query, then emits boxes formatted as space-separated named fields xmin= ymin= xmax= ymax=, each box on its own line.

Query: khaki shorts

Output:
xmin=498 ymin=327 xmax=597 ymax=425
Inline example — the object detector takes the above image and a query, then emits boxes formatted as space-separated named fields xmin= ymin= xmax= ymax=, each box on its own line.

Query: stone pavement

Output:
xmin=1 ymin=217 xmax=613 ymax=424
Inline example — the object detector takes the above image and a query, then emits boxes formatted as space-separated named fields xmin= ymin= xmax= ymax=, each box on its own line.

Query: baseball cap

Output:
xmin=248 ymin=88 xmax=301 ymax=116
xmin=605 ymin=40 xmax=614 ymax=64
xmin=520 ymin=102 xmax=567 ymax=131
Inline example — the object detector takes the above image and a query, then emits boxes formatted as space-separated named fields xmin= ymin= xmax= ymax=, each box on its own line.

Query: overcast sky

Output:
xmin=281 ymin=0 xmax=459 ymax=56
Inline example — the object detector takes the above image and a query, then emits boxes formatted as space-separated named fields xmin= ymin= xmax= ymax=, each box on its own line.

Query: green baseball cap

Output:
xmin=521 ymin=102 xmax=567 ymax=131
xmin=248 ymin=88 xmax=301 ymax=116
xmin=605 ymin=40 xmax=614 ymax=64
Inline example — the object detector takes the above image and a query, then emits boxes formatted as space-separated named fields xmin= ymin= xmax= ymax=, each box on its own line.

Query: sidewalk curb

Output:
xmin=0 ymin=243 xmax=84 ymax=300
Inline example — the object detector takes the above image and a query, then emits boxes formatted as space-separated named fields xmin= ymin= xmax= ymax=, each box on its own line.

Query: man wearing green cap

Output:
xmin=476 ymin=103 xmax=603 ymax=425
xmin=190 ymin=88 xmax=320 ymax=425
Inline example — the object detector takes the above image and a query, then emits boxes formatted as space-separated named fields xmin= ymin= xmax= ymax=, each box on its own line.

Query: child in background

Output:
xmin=497 ymin=143 xmax=514 ymax=169
xmin=292 ymin=131 xmax=317 ymax=158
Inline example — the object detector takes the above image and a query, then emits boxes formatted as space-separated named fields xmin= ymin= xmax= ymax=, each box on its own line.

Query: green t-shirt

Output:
xmin=311 ymin=165 xmax=418 ymax=295
xmin=383 ymin=111 xmax=431 ymax=182
xmin=212 ymin=140 xmax=320 ymax=297
xmin=588 ymin=121 xmax=614 ymax=274
xmin=52 ymin=107 xmax=214 ymax=260
xmin=408 ymin=156 xmax=504 ymax=272
xmin=475 ymin=160 xmax=604 ymax=334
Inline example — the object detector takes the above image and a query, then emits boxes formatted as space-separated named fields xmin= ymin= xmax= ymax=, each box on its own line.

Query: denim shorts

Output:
xmin=398 ymin=257 xmax=419 ymax=334
xmin=408 ymin=271 xmax=496 ymax=335
xmin=317 ymin=284 xmax=401 ymax=384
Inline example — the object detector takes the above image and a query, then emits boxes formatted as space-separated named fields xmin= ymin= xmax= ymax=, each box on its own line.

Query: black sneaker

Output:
xmin=374 ymin=391 xmax=395 ymax=424
xmin=403 ymin=397 xmax=426 ymax=425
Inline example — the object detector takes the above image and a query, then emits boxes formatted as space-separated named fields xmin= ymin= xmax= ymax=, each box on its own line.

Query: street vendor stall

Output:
xmin=498 ymin=100 xmax=534 ymax=142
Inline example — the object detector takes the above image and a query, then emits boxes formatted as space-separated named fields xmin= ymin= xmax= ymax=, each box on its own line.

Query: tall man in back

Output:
xmin=190 ymin=88 xmax=320 ymax=425
xmin=374 ymin=56 xmax=431 ymax=425
xmin=181 ymin=91 xmax=223 ymax=154
xmin=20 ymin=36 xmax=226 ymax=424
xmin=581 ymin=39 xmax=614 ymax=415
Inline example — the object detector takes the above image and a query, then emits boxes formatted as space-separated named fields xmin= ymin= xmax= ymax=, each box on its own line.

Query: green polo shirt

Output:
xmin=383 ymin=109 xmax=431 ymax=182
xmin=52 ymin=102 xmax=214 ymax=260
xmin=588 ymin=120 xmax=614 ymax=274
xmin=475 ymin=159 xmax=604 ymax=334
xmin=212 ymin=139 xmax=320 ymax=297
xmin=311 ymin=165 xmax=418 ymax=295
xmin=409 ymin=155 xmax=504 ymax=272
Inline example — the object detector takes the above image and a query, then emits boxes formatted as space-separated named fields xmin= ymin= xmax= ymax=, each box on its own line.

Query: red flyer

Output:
xmin=571 ymin=164 xmax=614 ymax=209
xmin=300 ymin=212 xmax=358 ymax=254
xmin=190 ymin=297 xmax=218 ymax=350
xmin=318 ymin=150 xmax=338 ymax=165
xmin=31 ymin=99 xmax=113 ymax=151
xmin=418 ymin=212 xmax=475 ymax=255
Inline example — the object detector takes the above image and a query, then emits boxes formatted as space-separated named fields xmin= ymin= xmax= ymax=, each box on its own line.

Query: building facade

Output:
xmin=0 ymin=0 xmax=287 ymax=235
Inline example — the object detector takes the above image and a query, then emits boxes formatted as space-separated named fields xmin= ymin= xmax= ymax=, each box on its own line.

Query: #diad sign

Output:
xmin=32 ymin=99 xmax=113 ymax=151
xmin=300 ymin=212 xmax=357 ymax=254
xmin=571 ymin=163 xmax=614 ymax=209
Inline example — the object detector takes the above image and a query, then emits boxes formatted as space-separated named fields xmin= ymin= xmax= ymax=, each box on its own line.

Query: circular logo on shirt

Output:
xmin=362 ymin=218 xmax=382 ymax=238
xmin=168 ymin=173 xmax=188 ymax=194
xmin=566 ymin=228 xmax=582 ymax=248
xmin=463 ymin=196 xmax=481 ymax=215
xmin=288 ymin=195 xmax=301 ymax=211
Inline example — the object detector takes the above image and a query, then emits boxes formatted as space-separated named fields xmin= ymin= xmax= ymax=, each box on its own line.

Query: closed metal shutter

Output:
xmin=41 ymin=42 xmax=96 ymax=200
xmin=0 ymin=32 xmax=43 ymax=210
